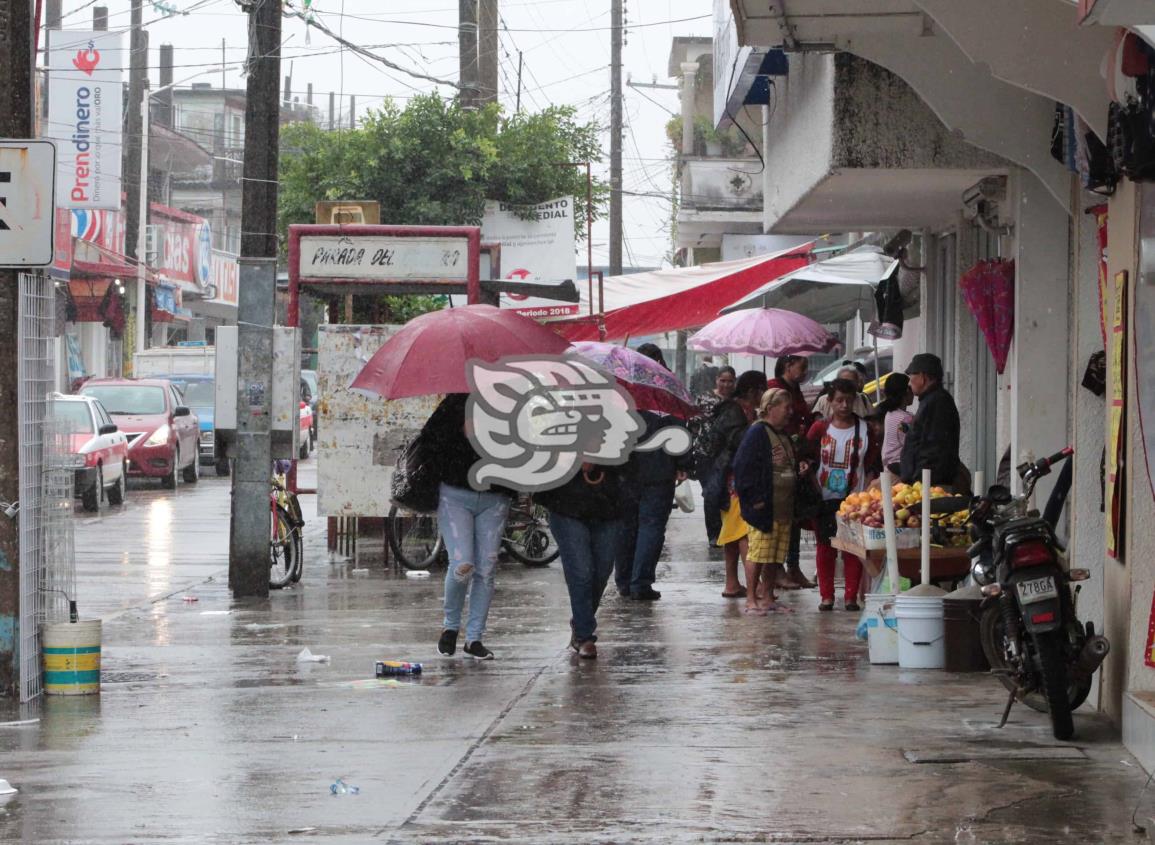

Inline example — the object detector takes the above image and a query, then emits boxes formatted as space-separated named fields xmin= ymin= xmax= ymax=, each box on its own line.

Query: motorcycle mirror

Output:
xmin=987 ymin=484 xmax=1012 ymax=504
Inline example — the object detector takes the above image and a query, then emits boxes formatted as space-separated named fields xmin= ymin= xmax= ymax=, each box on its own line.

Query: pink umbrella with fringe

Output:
xmin=688 ymin=307 xmax=837 ymax=356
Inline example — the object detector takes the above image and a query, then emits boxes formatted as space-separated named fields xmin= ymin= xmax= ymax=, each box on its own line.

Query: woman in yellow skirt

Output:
xmin=732 ymin=388 xmax=803 ymax=615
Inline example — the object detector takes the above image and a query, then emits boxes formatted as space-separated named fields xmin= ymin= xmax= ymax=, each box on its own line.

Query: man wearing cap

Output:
xmin=899 ymin=353 xmax=961 ymax=487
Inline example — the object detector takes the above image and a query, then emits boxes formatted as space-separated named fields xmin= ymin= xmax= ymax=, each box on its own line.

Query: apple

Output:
xmin=895 ymin=508 xmax=910 ymax=521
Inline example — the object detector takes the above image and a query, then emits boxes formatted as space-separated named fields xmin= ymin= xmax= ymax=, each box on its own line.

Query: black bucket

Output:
xmin=943 ymin=597 xmax=989 ymax=672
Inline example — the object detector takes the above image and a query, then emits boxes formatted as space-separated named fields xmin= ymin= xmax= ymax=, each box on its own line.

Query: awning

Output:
xmin=71 ymin=237 xmax=158 ymax=283
xmin=721 ymin=247 xmax=898 ymax=322
xmin=552 ymin=244 xmax=813 ymax=342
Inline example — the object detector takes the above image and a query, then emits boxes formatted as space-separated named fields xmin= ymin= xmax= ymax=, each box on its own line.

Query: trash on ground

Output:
xmin=200 ymin=610 xmax=231 ymax=616
xmin=405 ymin=570 xmax=431 ymax=579
xmin=181 ymin=596 xmax=198 ymax=603
xmin=376 ymin=660 xmax=422 ymax=676
xmin=297 ymin=647 xmax=331 ymax=663
xmin=0 ymin=780 xmax=17 ymax=796
xmin=329 ymin=778 xmax=360 ymax=795
xmin=352 ymin=567 xmax=369 ymax=574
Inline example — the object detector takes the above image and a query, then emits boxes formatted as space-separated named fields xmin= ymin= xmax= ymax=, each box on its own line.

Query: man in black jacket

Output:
xmin=897 ymin=353 xmax=961 ymax=487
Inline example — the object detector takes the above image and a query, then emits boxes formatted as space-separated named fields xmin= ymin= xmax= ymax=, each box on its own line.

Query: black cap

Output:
xmin=905 ymin=353 xmax=943 ymax=380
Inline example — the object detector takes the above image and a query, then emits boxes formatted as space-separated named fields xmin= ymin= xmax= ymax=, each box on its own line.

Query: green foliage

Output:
xmin=279 ymin=95 xmax=606 ymax=241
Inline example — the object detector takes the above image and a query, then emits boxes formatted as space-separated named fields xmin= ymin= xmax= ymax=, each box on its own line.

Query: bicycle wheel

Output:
xmin=286 ymin=493 xmax=305 ymax=583
xmin=387 ymin=505 xmax=444 ymax=570
xmin=269 ymin=505 xmax=296 ymax=589
xmin=502 ymin=498 xmax=559 ymax=566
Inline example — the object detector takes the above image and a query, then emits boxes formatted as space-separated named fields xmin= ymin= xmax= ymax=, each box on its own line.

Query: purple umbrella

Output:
xmin=688 ymin=308 xmax=836 ymax=356
xmin=571 ymin=341 xmax=697 ymax=419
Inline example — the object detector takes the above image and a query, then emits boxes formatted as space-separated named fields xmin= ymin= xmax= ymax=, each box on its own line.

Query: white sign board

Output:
xmin=0 ymin=141 xmax=56 ymax=266
xmin=317 ymin=326 xmax=442 ymax=517
xmin=481 ymin=197 xmax=578 ymax=318
xmin=299 ymin=235 xmax=470 ymax=281
xmin=45 ymin=30 xmax=123 ymax=210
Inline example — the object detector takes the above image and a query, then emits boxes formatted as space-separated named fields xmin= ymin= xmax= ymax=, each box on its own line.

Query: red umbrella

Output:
xmin=350 ymin=305 xmax=573 ymax=399
xmin=959 ymin=259 xmax=1015 ymax=374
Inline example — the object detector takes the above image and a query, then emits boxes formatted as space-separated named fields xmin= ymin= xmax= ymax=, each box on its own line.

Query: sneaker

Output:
xmin=578 ymin=640 xmax=598 ymax=659
xmin=631 ymin=587 xmax=662 ymax=601
xmin=437 ymin=629 xmax=458 ymax=657
xmin=464 ymin=640 xmax=495 ymax=660
xmin=818 ymin=601 xmax=834 ymax=612
xmin=845 ymin=602 xmax=861 ymax=613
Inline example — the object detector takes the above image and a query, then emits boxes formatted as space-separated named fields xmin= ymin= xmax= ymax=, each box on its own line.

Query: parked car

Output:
xmin=801 ymin=346 xmax=894 ymax=405
xmin=301 ymin=369 xmax=319 ymax=439
xmin=299 ymin=400 xmax=314 ymax=458
xmin=53 ymin=393 xmax=129 ymax=512
xmin=168 ymin=373 xmax=217 ymax=466
xmin=80 ymin=378 xmax=201 ymax=489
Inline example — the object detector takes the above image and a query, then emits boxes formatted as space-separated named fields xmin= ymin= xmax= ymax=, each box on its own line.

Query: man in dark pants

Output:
xmin=897 ymin=353 xmax=961 ymax=487
xmin=616 ymin=411 xmax=691 ymax=601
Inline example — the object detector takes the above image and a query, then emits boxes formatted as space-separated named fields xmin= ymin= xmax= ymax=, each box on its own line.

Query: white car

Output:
xmin=53 ymin=393 xmax=130 ymax=512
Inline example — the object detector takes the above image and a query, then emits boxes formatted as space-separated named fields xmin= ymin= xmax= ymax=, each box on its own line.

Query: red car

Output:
xmin=81 ymin=378 xmax=201 ymax=489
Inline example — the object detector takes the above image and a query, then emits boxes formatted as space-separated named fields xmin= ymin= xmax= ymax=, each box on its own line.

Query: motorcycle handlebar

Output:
xmin=1036 ymin=446 xmax=1074 ymax=476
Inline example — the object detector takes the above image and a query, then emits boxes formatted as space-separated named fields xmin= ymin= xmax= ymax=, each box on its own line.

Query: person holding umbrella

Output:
xmin=348 ymin=304 xmax=574 ymax=661
xmin=420 ymin=394 xmax=513 ymax=661
xmin=766 ymin=354 xmax=817 ymax=590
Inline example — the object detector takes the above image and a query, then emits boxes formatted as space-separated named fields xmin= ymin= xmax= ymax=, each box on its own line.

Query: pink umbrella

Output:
xmin=688 ymin=308 xmax=836 ymax=356
xmin=350 ymin=305 xmax=572 ymax=399
xmin=959 ymin=259 xmax=1014 ymax=375
xmin=571 ymin=341 xmax=698 ymax=419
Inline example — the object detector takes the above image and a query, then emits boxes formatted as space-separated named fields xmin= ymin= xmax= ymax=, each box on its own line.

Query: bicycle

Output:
xmin=386 ymin=492 xmax=559 ymax=571
xmin=270 ymin=463 xmax=305 ymax=589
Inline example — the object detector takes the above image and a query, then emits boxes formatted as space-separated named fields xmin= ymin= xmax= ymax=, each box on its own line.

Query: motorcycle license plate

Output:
xmin=1016 ymin=576 xmax=1058 ymax=605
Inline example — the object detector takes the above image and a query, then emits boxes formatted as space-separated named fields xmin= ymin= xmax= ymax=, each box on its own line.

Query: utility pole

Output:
xmin=515 ymin=50 xmax=523 ymax=113
xmin=478 ymin=0 xmax=498 ymax=105
xmin=122 ymin=0 xmax=149 ymax=359
xmin=328 ymin=90 xmax=335 ymax=130
xmin=458 ymin=0 xmax=479 ymax=109
xmin=0 ymin=0 xmax=35 ymax=698
xmin=230 ymin=0 xmax=282 ymax=598
xmin=609 ymin=0 xmax=623 ymax=276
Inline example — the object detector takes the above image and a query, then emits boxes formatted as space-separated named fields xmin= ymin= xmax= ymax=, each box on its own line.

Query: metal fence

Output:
xmin=17 ymin=272 xmax=74 ymax=704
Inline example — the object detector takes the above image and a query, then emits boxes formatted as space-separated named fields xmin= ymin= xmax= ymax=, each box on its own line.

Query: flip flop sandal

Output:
xmin=765 ymin=601 xmax=795 ymax=614
xmin=722 ymin=587 xmax=748 ymax=599
xmin=742 ymin=605 xmax=767 ymax=616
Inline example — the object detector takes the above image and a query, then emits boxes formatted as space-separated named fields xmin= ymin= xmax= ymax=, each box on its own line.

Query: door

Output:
xmin=96 ymin=403 xmax=128 ymax=482
xmin=171 ymin=385 xmax=197 ymax=468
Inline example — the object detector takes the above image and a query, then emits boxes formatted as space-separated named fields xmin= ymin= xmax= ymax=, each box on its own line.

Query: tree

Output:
xmin=279 ymin=94 xmax=606 ymax=242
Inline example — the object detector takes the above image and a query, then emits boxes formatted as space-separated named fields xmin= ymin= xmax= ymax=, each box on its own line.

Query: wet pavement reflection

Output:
xmin=0 ymin=468 xmax=1150 ymax=843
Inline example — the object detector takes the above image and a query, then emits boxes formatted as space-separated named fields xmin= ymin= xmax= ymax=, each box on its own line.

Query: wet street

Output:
xmin=0 ymin=464 xmax=1150 ymax=843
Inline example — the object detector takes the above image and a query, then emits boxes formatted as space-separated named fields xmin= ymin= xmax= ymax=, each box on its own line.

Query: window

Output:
xmin=80 ymin=386 xmax=167 ymax=415
xmin=54 ymin=401 xmax=94 ymax=434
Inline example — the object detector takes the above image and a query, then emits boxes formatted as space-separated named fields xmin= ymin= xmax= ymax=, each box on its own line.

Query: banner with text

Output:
xmin=481 ymin=197 xmax=578 ymax=318
xmin=46 ymin=29 xmax=123 ymax=210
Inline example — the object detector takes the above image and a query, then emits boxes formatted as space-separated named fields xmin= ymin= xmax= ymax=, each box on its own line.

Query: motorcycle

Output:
xmin=969 ymin=446 xmax=1110 ymax=740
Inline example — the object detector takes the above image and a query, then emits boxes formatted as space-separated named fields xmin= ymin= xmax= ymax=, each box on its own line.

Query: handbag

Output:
xmin=794 ymin=470 xmax=824 ymax=522
xmin=390 ymin=433 xmax=441 ymax=514
xmin=674 ymin=480 xmax=696 ymax=514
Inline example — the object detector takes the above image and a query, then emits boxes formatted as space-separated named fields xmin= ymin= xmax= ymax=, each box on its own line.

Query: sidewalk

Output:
xmin=0 ymin=479 xmax=1149 ymax=843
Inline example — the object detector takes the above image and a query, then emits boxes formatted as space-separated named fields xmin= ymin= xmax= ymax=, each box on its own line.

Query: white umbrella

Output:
xmin=720 ymin=247 xmax=899 ymax=323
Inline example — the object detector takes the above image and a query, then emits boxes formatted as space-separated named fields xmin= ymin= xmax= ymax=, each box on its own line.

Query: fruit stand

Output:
xmin=834 ymin=481 xmax=973 ymax=586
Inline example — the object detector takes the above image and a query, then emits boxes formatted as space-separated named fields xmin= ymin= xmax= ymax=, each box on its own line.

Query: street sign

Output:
xmin=298 ymin=234 xmax=471 ymax=281
xmin=0 ymin=141 xmax=57 ymax=267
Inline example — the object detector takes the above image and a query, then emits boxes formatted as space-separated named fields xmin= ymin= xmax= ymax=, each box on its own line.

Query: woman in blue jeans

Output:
xmin=421 ymin=394 xmax=512 ymax=661
xmin=537 ymin=462 xmax=627 ymax=660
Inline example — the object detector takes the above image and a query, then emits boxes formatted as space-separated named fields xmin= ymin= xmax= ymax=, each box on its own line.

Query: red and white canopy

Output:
xmin=552 ymin=244 xmax=813 ymax=342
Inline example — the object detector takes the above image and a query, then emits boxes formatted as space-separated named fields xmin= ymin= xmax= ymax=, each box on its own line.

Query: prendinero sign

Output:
xmin=298 ymin=235 xmax=471 ymax=281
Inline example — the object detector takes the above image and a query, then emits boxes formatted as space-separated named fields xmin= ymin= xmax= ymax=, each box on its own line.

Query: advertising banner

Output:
xmin=152 ymin=210 xmax=213 ymax=292
xmin=209 ymin=250 xmax=239 ymax=307
xmin=45 ymin=30 xmax=123 ymax=210
xmin=481 ymin=197 xmax=578 ymax=318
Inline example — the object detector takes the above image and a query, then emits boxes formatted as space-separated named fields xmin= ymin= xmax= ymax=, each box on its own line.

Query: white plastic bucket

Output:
xmin=865 ymin=593 xmax=898 ymax=664
xmin=895 ymin=595 xmax=945 ymax=670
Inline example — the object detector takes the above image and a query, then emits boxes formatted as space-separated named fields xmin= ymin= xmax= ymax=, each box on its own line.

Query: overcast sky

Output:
xmin=51 ymin=0 xmax=713 ymax=268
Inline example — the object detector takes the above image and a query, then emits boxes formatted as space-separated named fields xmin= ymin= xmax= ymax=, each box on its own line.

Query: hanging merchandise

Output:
xmin=959 ymin=259 xmax=1015 ymax=375
xmin=869 ymin=273 xmax=904 ymax=340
